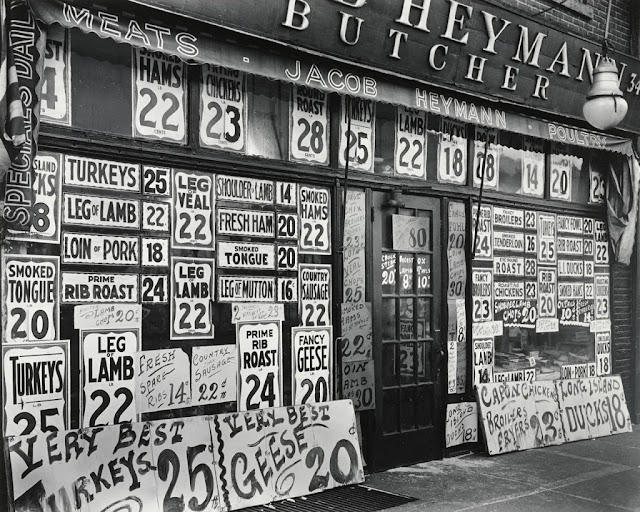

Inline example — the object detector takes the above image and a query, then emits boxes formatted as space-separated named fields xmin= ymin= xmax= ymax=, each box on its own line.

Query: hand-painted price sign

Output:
xmin=62 ymin=233 xmax=140 ymax=266
xmin=341 ymin=302 xmax=373 ymax=362
xmin=171 ymin=258 xmax=215 ymax=340
xmin=2 ymin=341 xmax=69 ymax=436
xmin=395 ymin=106 xmax=427 ymax=178
xmin=142 ymin=200 xmax=170 ymax=233
xmin=137 ymin=348 xmax=191 ymax=413
xmin=141 ymin=237 xmax=169 ymax=267
xmin=473 ymin=338 xmax=493 ymax=386
xmin=339 ymin=97 xmax=375 ymax=172
xmin=63 ymin=193 xmax=140 ymax=229
xmin=218 ymin=276 xmax=276 ymax=302
xmin=557 ymin=215 xmax=583 ymax=234
xmin=300 ymin=264 xmax=332 ymax=327
xmin=74 ymin=303 xmax=141 ymax=331
xmin=64 ymin=155 xmax=140 ymax=192
xmin=550 ymin=152 xmax=573 ymax=201
xmin=292 ymin=326 xmax=333 ymax=405
xmin=472 ymin=127 xmax=499 ymax=190
xmin=471 ymin=269 xmax=493 ymax=323
xmin=217 ymin=174 xmax=274 ymax=204
xmin=590 ymin=168 xmax=605 ymax=204
xmin=596 ymin=331 xmax=611 ymax=376
xmin=7 ymin=152 xmax=62 ymax=244
xmin=594 ymin=274 xmax=610 ymax=320
xmin=594 ymin=220 xmax=609 ymax=264
xmin=218 ymin=208 xmax=275 ymax=238
xmin=278 ymin=277 xmax=299 ymax=302
xmin=141 ymin=275 xmax=169 ymax=303
xmin=133 ymin=48 xmax=186 ymax=142
xmin=521 ymin=140 xmax=545 ymax=197
xmin=81 ymin=328 xmax=139 ymax=427
xmin=290 ymin=85 xmax=329 ymax=165
xmin=342 ymin=359 xmax=375 ymax=411
xmin=191 ymin=344 xmax=237 ymax=405
xmin=61 ymin=272 xmax=138 ymax=303
xmin=218 ymin=241 xmax=275 ymax=269
xmin=172 ymin=170 xmax=215 ymax=250
xmin=472 ymin=204 xmax=493 ymax=260
xmin=537 ymin=213 xmax=557 ymax=265
xmin=277 ymin=181 xmax=298 ymax=207
xmin=392 ymin=214 xmax=430 ymax=252
xmin=200 ymin=65 xmax=246 ymax=152
xmin=299 ymin=185 xmax=331 ymax=254
xmin=438 ymin=118 xmax=467 ymax=184
xmin=142 ymin=166 xmax=171 ymax=196
xmin=40 ymin=25 xmax=70 ymax=124
xmin=445 ymin=402 xmax=478 ymax=448
xmin=2 ymin=254 xmax=59 ymax=343
xmin=237 ymin=321 xmax=282 ymax=411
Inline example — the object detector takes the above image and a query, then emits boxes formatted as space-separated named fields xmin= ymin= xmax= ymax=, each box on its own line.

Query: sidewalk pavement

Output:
xmin=365 ymin=425 xmax=640 ymax=511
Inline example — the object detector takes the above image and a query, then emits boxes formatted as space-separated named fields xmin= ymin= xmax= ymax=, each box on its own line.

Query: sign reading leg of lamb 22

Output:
xmin=292 ymin=326 xmax=333 ymax=405
xmin=299 ymin=185 xmax=331 ymax=254
xmin=172 ymin=170 xmax=215 ymax=250
xmin=237 ymin=321 xmax=282 ymax=411
xmin=6 ymin=401 xmax=363 ymax=512
xmin=2 ymin=341 xmax=69 ymax=436
xmin=2 ymin=253 xmax=59 ymax=343
xmin=171 ymin=258 xmax=215 ymax=340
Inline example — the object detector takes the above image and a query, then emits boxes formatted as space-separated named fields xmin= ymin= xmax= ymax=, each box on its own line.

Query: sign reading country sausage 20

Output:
xmin=171 ymin=258 xmax=215 ymax=340
xmin=172 ymin=170 xmax=215 ymax=250
xmin=292 ymin=326 xmax=333 ymax=406
xmin=63 ymin=193 xmax=140 ymax=229
xmin=2 ymin=254 xmax=59 ymax=343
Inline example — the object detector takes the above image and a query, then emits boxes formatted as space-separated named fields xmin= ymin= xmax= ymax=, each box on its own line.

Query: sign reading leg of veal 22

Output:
xmin=7 ymin=401 xmax=364 ymax=512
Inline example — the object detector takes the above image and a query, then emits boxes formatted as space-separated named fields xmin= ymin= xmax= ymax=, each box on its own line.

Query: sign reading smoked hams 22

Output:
xmin=172 ymin=169 xmax=215 ymax=250
xmin=171 ymin=258 xmax=215 ymax=340
xmin=299 ymin=185 xmax=331 ymax=254
xmin=2 ymin=254 xmax=59 ymax=343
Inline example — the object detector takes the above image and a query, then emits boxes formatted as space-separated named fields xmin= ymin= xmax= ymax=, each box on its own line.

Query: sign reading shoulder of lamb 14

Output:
xmin=171 ymin=257 xmax=215 ymax=340
xmin=292 ymin=326 xmax=333 ymax=405
xmin=2 ymin=253 xmax=59 ymax=343
xmin=2 ymin=341 xmax=69 ymax=436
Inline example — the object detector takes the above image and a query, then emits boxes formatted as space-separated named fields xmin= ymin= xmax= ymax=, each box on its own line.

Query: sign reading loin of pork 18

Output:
xmin=200 ymin=65 xmax=246 ymax=152
xmin=133 ymin=47 xmax=186 ymax=142
xmin=339 ymin=97 xmax=375 ymax=172
xmin=191 ymin=344 xmax=237 ymax=406
xmin=2 ymin=341 xmax=69 ymax=436
xmin=62 ymin=232 xmax=140 ymax=266
xmin=290 ymin=85 xmax=329 ymax=165
xmin=7 ymin=152 xmax=62 ymax=244
xmin=299 ymin=185 xmax=331 ymax=254
xmin=171 ymin=258 xmax=215 ymax=340
xmin=81 ymin=328 xmax=139 ymax=427
xmin=237 ymin=321 xmax=282 ymax=411
xmin=300 ymin=264 xmax=332 ymax=328
xmin=137 ymin=348 xmax=191 ymax=413
xmin=2 ymin=253 xmax=59 ymax=343
xmin=172 ymin=169 xmax=215 ymax=250
xmin=395 ymin=106 xmax=427 ymax=179
xmin=292 ymin=326 xmax=333 ymax=405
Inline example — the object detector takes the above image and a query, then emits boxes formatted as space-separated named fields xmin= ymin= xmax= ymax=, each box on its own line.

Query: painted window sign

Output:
xmin=339 ymin=97 xmax=375 ymax=172
xmin=61 ymin=272 xmax=139 ymax=303
xmin=216 ymin=174 xmax=274 ymax=204
xmin=62 ymin=233 xmax=140 ymax=266
xmin=40 ymin=25 xmax=70 ymax=125
xmin=292 ymin=326 xmax=333 ymax=405
xmin=200 ymin=65 xmax=246 ymax=152
xmin=132 ymin=48 xmax=186 ymax=143
xmin=171 ymin=258 xmax=215 ymax=340
xmin=218 ymin=276 xmax=277 ymax=302
xmin=395 ymin=106 xmax=427 ymax=179
xmin=63 ymin=193 xmax=140 ymax=230
xmin=299 ymin=264 xmax=332 ymax=328
xmin=521 ymin=140 xmax=545 ymax=197
xmin=2 ymin=341 xmax=69 ymax=436
xmin=2 ymin=254 xmax=59 ymax=344
xmin=438 ymin=118 xmax=467 ymax=184
xmin=299 ymin=185 xmax=331 ymax=254
xmin=472 ymin=127 xmax=499 ymax=190
xmin=7 ymin=152 xmax=62 ymax=244
xmin=290 ymin=85 xmax=329 ymax=165
xmin=237 ymin=321 xmax=282 ymax=411
xmin=172 ymin=170 xmax=215 ymax=250
xmin=64 ymin=155 xmax=140 ymax=192
xmin=392 ymin=214 xmax=430 ymax=253
xmin=81 ymin=328 xmax=138 ymax=427
xmin=191 ymin=344 xmax=237 ymax=406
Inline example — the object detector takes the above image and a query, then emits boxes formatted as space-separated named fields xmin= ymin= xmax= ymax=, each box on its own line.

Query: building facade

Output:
xmin=2 ymin=0 xmax=640 ymax=507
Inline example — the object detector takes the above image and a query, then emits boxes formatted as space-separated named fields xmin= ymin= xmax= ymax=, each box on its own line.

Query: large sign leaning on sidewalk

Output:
xmin=5 ymin=400 xmax=364 ymax=511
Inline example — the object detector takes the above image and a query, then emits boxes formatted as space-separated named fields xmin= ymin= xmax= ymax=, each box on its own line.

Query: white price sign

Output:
xmin=61 ymin=272 xmax=139 ymax=303
xmin=596 ymin=331 xmax=611 ymax=376
xmin=590 ymin=168 xmax=606 ymax=204
xmin=395 ymin=106 xmax=427 ymax=178
xmin=141 ymin=275 xmax=169 ymax=303
xmin=216 ymin=175 xmax=274 ymax=204
xmin=171 ymin=258 xmax=215 ymax=340
xmin=550 ymin=153 xmax=573 ymax=201
xmin=141 ymin=237 xmax=169 ymax=267
xmin=142 ymin=166 xmax=171 ymax=196
xmin=200 ymin=65 xmax=246 ymax=151
xmin=62 ymin=233 xmax=139 ymax=266
xmin=472 ymin=204 xmax=493 ymax=260
xmin=292 ymin=326 xmax=333 ymax=405
xmin=2 ymin=254 xmax=59 ymax=343
xmin=142 ymin=201 xmax=170 ymax=233
xmin=438 ymin=118 xmax=467 ymax=184
xmin=290 ymin=86 xmax=329 ymax=164
xmin=538 ymin=268 xmax=557 ymax=319
xmin=472 ymin=127 xmax=499 ymax=190
xmin=594 ymin=274 xmax=610 ymax=320
xmin=172 ymin=170 xmax=215 ymax=250
xmin=237 ymin=321 xmax=282 ymax=411
xmin=521 ymin=140 xmax=544 ymax=197
xmin=594 ymin=220 xmax=609 ymax=264
xmin=300 ymin=265 xmax=332 ymax=327
xmin=132 ymin=48 xmax=186 ymax=142
xmin=137 ymin=348 xmax=191 ymax=413
xmin=299 ymin=185 xmax=331 ymax=254
xmin=63 ymin=193 xmax=140 ymax=230
xmin=64 ymin=155 xmax=140 ymax=192
xmin=538 ymin=213 xmax=557 ymax=265
xmin=339 ymin=97 xmax=375 ymax=172
xmin=276 ymin=181 xmax=298 ymax=207
xmin=218 ymin=241 xmax=275 ymax=269
xmin=191 ymin=345 xmax=237 ymax=405
xmin=40 ymin=25 xmax=70 ymax=124
xmin=278 ymin=277 xmax=298 ymax=303
xmin=471 ymin=270 xmax=493 ymax=322
xmin=218 ymin=276 xmax=276 ymax=302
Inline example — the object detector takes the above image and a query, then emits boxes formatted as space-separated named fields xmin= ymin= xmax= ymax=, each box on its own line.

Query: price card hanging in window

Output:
xmin=339 ymin=97 xmax=375 ymax=172
xmin=292 ymin=326 xmax=333 ymax=405
xmin=472 ymin=127 xmax=499 ymax=190
xmin=132 ymin=48 xmax=186 ymax=143
xmin=170 ymin=258 xmax=215 ymax=340
xmin=549 ymin=151 xmax=573 ymax=201
xmin=537 ymin=213 xmax=557 ymax=265
xmin=589 ymin=159 xmax=606 ymax=204
xmin=594 ymin=220 xmax=610 ymax=265
xmin=437 ymin=118 xmax=467 ymax=184
xmin=299 ymin=185 xmax=331 ymax=254
xmin=521 ymin=139 xmax=544 ymax=197
xmin=595 ymin=331 xmax=611 ymax=376
xmin=536 ymin=267 xmax=558 ymax=333
xmin=200 ymin=65 xmax=246 ymax=152
xmin=471 ymin=204 xmax=493 ymax=260
xmin=299 ymin=264 xmax=332 ymax=328
xmin=290 ymin=85 xmax=329 ymax=165
xmin=172 ymin=170 xmax=215 ymax=250
xmin=472 ymin=269 xmax=493 ymax=323
xmin=594 ymin=274 xmax=610 ymax=320
xmin=40 ymin=25 xmax=70 ymax=125
xmin=395 ymin=106 xmax=427 ymax=179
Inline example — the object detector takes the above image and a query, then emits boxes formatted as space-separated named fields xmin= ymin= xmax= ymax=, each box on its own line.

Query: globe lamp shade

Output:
xmin=582 ymin=58 xmax=628 ymax=130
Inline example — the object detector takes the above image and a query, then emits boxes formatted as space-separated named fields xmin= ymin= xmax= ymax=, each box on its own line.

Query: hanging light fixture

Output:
xmin=582 ymin=0 xmax=628 ymax=130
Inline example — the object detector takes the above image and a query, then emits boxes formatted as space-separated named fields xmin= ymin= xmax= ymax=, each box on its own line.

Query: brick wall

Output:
xmin=612 ymin=261 xmax=635 ymax=418
xmin=492 ymin=0 xmax=632 ymax=55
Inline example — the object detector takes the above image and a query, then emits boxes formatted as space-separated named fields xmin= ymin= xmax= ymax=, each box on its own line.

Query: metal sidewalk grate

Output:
xmin=242 ymin=485 xmax=418 ymax=512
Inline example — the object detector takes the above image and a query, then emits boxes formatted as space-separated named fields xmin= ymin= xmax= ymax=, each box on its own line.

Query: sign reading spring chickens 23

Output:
xmin=40 ymin=25 xmax=70 ymax=124
xmin=290 ymin=85 xmax=329 ymax=165
xmin=133 ymin=48 xmax=186 ymax=142
xmin=171 ymin=258 xmax=215 ymax=340
xmin=299 ymin=185 xmax=331 ymax=254
xmin=200 ymin=65 xmax=246 ymax=152
xmin=237 ymin=321 xmax=282 ymax=411
xmin=7 ymin=152 xmax=62 ymax=244
xmin=172 ymin=170 xmax=215 ymax=250
xmin=339 ymin=97 xmax=375 ymax=172
xmin=82 ymin=329 xmax=138 ymax=428
xmin=395 ymin=106 xmax=427 ymax=179
xmin=2 ymin=341 xmax=69 ymax=436
xmin=292 ymin=326 xmax=333 ymax=405
xmin=2 ymin=254 xmax=59 ymax=343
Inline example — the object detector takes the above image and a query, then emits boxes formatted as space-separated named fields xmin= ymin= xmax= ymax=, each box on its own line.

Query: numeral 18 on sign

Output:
xmin=438 ymin=118 xmax=467 ymax=184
